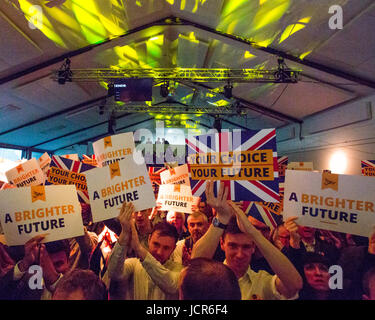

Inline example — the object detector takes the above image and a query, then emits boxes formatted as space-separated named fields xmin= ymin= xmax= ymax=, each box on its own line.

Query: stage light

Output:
xmin=213 ymin=117 xmax=222 ymax=131
xmin=224 ymin=83 xmax=233 ymax=99
xmin=329 ymin=150 xmax=347 ymax=174
xmin=160 ymin=82 xmax=169 ymax=98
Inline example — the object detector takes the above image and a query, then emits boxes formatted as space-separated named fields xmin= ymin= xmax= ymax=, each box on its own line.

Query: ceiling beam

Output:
xmin=0 ymin=95 xmax=107 ymax=137
xmin=54 ymin=117 xmax=155 ymax=151
xmin=31 ymin=112 xmax=136 ymax=148
xmin=175 ymin=17 xmax=375 ymax=90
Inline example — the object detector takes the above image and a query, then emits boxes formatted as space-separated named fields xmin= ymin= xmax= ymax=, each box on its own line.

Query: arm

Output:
xmin=191 ymin=181 xmax=233 ymax=259
xmin=106 ymin=202 xmax=134 ymax=281
xmin=230 ymin=202 xmax=303 ymax=299
xmin=130 ymin=219 xmax=182 ymax=294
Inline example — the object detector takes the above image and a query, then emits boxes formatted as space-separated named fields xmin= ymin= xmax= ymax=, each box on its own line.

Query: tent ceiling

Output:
xmin=0 ymin=0 xmax=374 ymax=152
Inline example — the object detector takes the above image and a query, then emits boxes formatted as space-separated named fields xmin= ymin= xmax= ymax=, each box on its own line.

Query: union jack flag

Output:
xmin=46 ymin=155 xmax=95 ymax=204
xmin=242 ymin=201 xmax=283 ymax=229
xmin=186 ymin=129 xmax=280 ymax=202
xmin=278 ymin=156 xmax=288 ymax=183
xmin=361 ymin=160 xmax=375 ymax=177
xmin=81 ymin=154 xmax=98 ymax=167
xmin=147 ymin=165 xmax=167 ymax=195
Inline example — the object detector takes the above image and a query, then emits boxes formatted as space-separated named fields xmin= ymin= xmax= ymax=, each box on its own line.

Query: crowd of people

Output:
xmin=0 ymin=180 xmax=375 ymax=300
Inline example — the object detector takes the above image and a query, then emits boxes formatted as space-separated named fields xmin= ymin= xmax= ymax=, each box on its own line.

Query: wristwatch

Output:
xmin=212 ymin=217 xmax=228 ymax=230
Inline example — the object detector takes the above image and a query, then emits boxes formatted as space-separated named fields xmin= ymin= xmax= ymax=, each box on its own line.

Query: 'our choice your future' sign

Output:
xmin=0 ymin=185 xmax=84 ymax=246
xmin=283 ymin=170 xmax=375 ymax=237
xmin=85 ymin=156 xmax=156 ymax=223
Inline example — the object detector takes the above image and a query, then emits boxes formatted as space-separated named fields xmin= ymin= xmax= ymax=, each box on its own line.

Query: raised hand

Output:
xmin=205 ymin=181 xmax=233 ymax=224
xmin=19 ymin=234 xmax=46 ymax=272
xmin=368 ymin=226 xmax=375 ymax=255
xmin=284 ymin=216 xmax=301 ymax=249
xmin=118 ymin=202 xmax=135 ymax=233
xmin=39 ymin=244 xmax=60 ymax=288
xmin=117 ymin=202 xmax=135 ymax=246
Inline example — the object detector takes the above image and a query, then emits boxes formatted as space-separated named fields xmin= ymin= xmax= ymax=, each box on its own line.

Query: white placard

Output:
xmin=157 ymin=184 xmax=200 ymax=214
xmin=38 ymin=152 xmax=51 ymax=176
xmin=85 ymin=156 xmax=156 ymax=222
xmin=283 ymin=170 xmax=375 ymax=237
xmin=5 ymin=158 xmax=45 ymax=188
xmin=0 ymin=185 xmax=84 ymax=246
xmin=61 ymin=154 xmax=79 ymax=162
xmin=287 ymin=162 xmax=314 ymax=171
xmin=160 ymin=164 xmax=191 ymax=187
xmin=93 ymin=132 xmax=135 ymax=167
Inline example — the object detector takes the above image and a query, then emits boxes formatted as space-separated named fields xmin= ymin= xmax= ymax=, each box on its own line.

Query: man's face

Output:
xmin=133 ymin=209 xmax=151 ymax=229
xmin=187 ymin=216 xmax=208 ymax=243
xmin=303 ymin=263 xmax=330 ymax=291
xmin=49 ymin=251 xmax=69 ymax=274
xmin=298 ymin=226 xmax=316 ymax=239
xmin=167 ymin=212 xmax=184 ymax=231
xmin=148 ymin=230 xmax=176 ymax=264
xmin=221 ymin=233 xmax=255 ymax=278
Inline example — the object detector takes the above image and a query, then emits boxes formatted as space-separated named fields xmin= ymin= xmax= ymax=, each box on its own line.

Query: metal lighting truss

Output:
xmin=103 ymin=103 xmax=246 ymax=116
xmin=53 ymin=66 xmax=301 ymax=83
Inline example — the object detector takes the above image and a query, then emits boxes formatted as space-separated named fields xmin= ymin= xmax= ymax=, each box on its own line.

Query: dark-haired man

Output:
xmin=179 ymin=257 xmax=241 ymax=300
xmin=106 ymin=202 xmax=183 ymax=300
xmin=192 ymin=181 xmax=303 ymax=300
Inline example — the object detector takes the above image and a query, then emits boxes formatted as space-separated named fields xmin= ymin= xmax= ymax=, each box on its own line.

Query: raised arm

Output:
xmin=107 ymin=202 xmax=134 ymax=281
xmin=191 ymin=181 xmax=233 ymax=259
xmin=229 ymin=202 xmax=303 ymax=298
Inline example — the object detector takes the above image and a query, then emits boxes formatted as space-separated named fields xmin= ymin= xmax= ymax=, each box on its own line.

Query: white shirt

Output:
xmin=224 ymin=261 xmax=298 ymax=300
xmin=105 ymin=242 xmax=183 ymax=300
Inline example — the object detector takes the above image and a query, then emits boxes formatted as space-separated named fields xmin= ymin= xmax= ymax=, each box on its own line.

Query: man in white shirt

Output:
xmin=106 ymin=202 xmax=183 ymax=300
xmin=192 ymin=181 xmax=303 ymax=300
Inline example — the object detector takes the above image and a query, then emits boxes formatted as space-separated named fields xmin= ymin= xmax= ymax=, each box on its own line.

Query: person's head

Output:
xmin=45 ymin=240 xmax=71 ymax=274
xmin=187 ymin=211 xmax=209 ymax=243
xmin=179 ymin=258 xmax=241 ymax=300
xmin=221 ymin=217 xmax=255 ymax=278
xmin=133 ymin=208 xmax=152 ymax=230
xmin=148 ymin=222 xmax=178 ymax=264
xmin=302 ymin=253 xmax=331 ymax=292
xmin=298 ymin=226 xmax=316 ymax=241
xmin=362 ymin=267 xmax=375 ymax=300
xmin=52 ymin=269 xmax=108 ymax=300
xmin=166 ymin=211 xmax=185 ymax=232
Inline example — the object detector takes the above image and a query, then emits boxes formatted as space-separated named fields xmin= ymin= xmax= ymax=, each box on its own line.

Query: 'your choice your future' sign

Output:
xmin=283 ymin=170 xmax=375 ymax=237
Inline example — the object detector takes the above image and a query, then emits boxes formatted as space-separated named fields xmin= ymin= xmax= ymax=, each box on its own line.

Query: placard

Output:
xmin=157 ymin=184 xmax=200 ymax=214
xmin=93 ymin=132 xmax=135 ymax=167
xmin=0 ymin=185 xmax=84 ymax=246
xmin=45 ymin=156 xmax=95 ymax=204
xmin=160 ymin=164 xmax=191 ymax=187
xmin=5 ymin=158 xmax=45 ymax=188
xmin=361 ymin=160 xmax=375 ymax=177
xmin=61 ymin=154 xmax=79 ymax=161
xmin=283 ymin=170 xmax=375 ymax=237
xmin=287 ymin=162 xmax=313 ymax=171
xmin=85 ymin=156 xmax=156 ymax=222
xmin=186 ymin=130 xmax=279 ymax=202
xmin=38 ymin=152 xmax=51 ymax=176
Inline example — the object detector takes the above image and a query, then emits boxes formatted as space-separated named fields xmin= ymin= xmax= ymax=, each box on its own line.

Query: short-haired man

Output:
xmin=172 ymin=211 xmax=209 ymax=266
xmin=106 ymin=202 xmax=183 ymax=300
xmin=179 ymin=257 xmax=241 ymax=300
xmin=192 ymin=181 xmax=303 ymax=300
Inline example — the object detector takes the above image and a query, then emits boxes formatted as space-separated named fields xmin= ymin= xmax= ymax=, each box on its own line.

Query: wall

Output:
xmin=277 ymin=94 xmax=375 ymax=175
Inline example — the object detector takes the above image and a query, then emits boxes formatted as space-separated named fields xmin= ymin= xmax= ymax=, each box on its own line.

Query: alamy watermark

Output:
xmin=329 ymin=5 xmax=343 ymax=30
